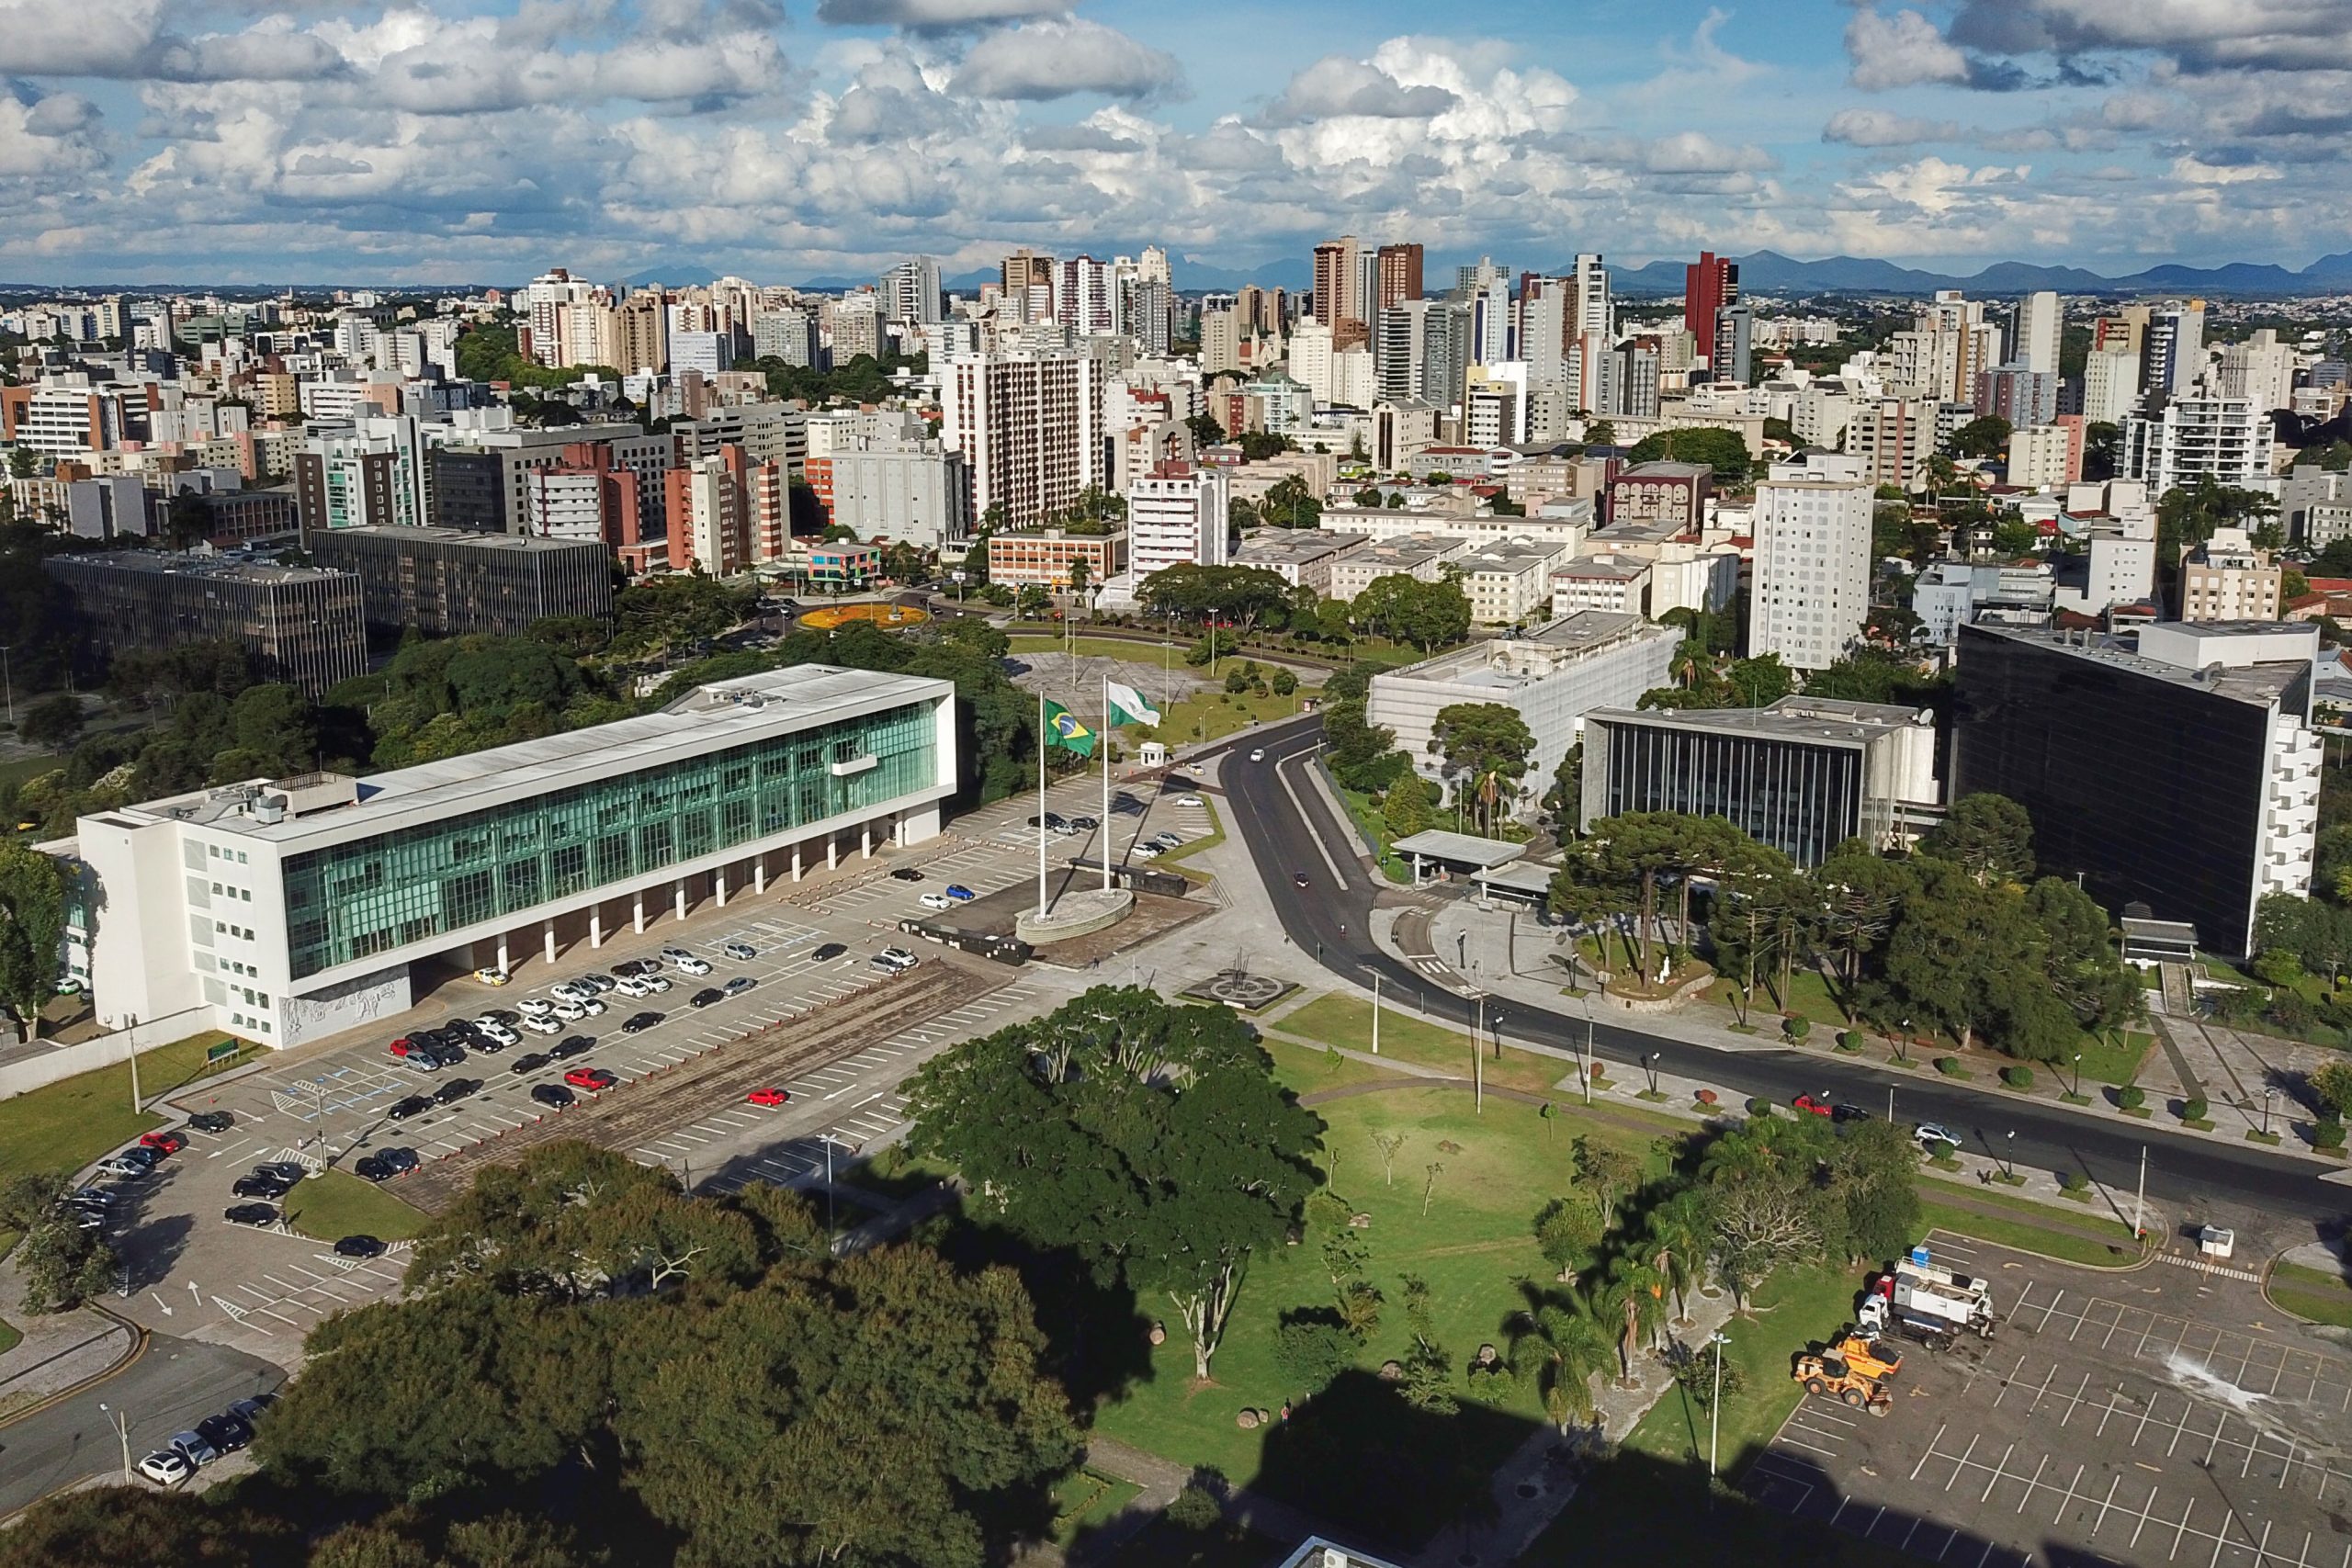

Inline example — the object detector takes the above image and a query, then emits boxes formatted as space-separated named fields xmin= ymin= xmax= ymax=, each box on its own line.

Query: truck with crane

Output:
xmin=1857 ymin=1246 xmax=1997 ymax=1347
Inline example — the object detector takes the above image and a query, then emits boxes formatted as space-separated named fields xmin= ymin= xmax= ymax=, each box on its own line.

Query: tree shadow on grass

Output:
xmin=926 ymin=1213 xmax=1157 ymax=1416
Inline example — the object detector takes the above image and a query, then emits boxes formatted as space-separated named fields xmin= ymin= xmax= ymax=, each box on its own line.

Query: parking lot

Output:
xmin=1746 ymin=1232 xmax=2352 ymax=1568
xmin=88 ymin=769 xmax=1216 ymax=1364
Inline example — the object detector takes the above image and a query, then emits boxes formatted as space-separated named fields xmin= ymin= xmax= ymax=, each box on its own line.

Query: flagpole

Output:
xmin=1036 ymin=687 xmax=1048 ymax=917
xmin=1102 ymin=674 xmax=1112 ymax=895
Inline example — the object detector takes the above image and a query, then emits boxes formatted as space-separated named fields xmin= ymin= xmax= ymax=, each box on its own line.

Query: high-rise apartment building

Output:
xmin=1572 ymin=254 xmax=1611 ymax=339
xmin=2179 ymin=527 xmax=2283 ymax=622
xmin=294 ymin=415 xmax=444 ymax=532
xmin=1376 ymin=299 xmax=1470 ymax=410
xmin=2122 ymin=389 xmax=2274 ymax=495
xmin=941 ymin=351 xmax=1109 ymax=527
xmin=877 ymin=256 xmax=942 ymax=324
xmin=2216 ymin=329 xmax=2297 ymax=412
xmin=1000 ymin=249 xmax=1057 ymax=324
xmin=1125 ymin=460 xmax=1229 ymax=581
xmin=1058 ymin=256 xmax=1116 ymax=336
xmin=1313 ymin=235 xmax=1363 ymax=330
xmin=1683 ymin=251 xmax=1740 ymax=379
xmin=664 ymin=449 xmax=747 ymax=577
xmin=1749 ymin=451 xmax=1873 ymax=671
xmin=1972 ymin=364 xmax=2060 ymax=428
xmin=2143 ymin=304 xmax=2207 ymax=397
xmin=1849 ymin=397 xmax=1933 ymax=491
xmin=2014 ymin=290 xmax=2061 ymax=376
xmin=1374 ymin=243 xmax=1424 ymax=313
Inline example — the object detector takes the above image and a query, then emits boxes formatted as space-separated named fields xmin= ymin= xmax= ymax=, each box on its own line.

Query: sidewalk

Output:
xmin=1413 ymin=900 xmax=2347 ymax=1173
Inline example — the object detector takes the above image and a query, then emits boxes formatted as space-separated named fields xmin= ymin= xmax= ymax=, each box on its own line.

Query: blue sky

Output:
xmin=0 ymin=0 xmax=2345 ymax=285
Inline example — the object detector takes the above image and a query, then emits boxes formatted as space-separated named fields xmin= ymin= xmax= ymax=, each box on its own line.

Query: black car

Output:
xmin=689 ymin=987 xmax=725 ymax=1008
xmin=1829 ymin=1103 xmax=1871 ymax=1124
xmin=811 ymin=942 xmax=848 ymax=962
xmin=531 ymin=1083 xmax=575 ymax=1111
xmin=482 ymin=1008 xmax=521 ymax=1026
xmin=431 ymin=1077 xmax=479 ymax=1105
xmin=547 ymin=1035 xmax=594 ymax=1061
xmin=223 ymin=1202 xmax=278 ymax=1228
xmin=379 ymin=1147 xmax=420 ymax=1174
xmin=508 ymin=1051 xmax=550 ymax=1076
xmin=609 ymin=958 xmax=657 ymax=977
xmin=333 ymin=1235 xmax=386 ymax=1259
xmin=386 ymin=1095 xmax=433 ymax=1122
xmin=196 ymin=1415 xmax=253 ymax=1454
xmin=888 ymin=867 xmax=924 ymax=882
xmin=187 ymin=1111 xmax=234 ymax=1134
xmin=225 ymin=1393 xmax=277 ymax=1425
xmin=252 ymin=1161 xmax=305 ymax=1184
xmin=232 ymin=1174 xmax=292 ymax=1200
xmin=1069 ymin=815 xmax=1099 ymax=830
xmin=355 ymin=1156 xmax=392 ymax=1182
xmin=466 ymin=1031 xmax=505 ymax=1055
xmin=621 ymin=1010 xmax=662 ymax=1033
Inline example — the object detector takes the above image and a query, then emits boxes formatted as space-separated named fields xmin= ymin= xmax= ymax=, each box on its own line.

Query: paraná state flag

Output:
xmin=1043 ymin=699 xmax=1095 ymax=757
xmin=1105 ymin=679 xmax=1161 ymax=728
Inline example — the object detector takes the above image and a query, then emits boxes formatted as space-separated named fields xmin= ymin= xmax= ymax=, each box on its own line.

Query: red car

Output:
xmin=564 ymin=1066 xmax=618 ymax=1091
xmin=387 ymin=1037 xmax=423 ymax=1058
xmin=747 ymin=1087 xmax=790 ymax=1108
xmin=1791 ymin=1094 xmax=1836 ymax=1117
xmin=139 ymin=1130 xmax=187 ymax=1154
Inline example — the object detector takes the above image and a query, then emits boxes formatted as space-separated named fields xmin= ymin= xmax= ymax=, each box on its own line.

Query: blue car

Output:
xmin=944 ymin=884 xmax=977 ymax=901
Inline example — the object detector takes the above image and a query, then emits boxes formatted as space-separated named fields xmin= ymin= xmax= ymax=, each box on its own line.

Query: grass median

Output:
xmin=283 ymin=1169 xmax=429 ymax=1243
xmin=1919 ymin=1186 xmax=2139 ymax=1269
xmin=0 ymin=1032 xmax=256 ymax=1196
xmin=2268 ymin=1261 xmax=2352 ymax=1329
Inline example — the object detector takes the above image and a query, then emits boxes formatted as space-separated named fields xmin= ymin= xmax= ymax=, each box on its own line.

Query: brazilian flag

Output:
xmin=1043 ymin=700 xmax=1095 ymax=757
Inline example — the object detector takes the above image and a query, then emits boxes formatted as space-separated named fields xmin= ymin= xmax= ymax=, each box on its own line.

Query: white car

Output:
xmin=871 ymin=947 xmax=920 ymax=974
xmin=1248 ymin=749 xmax=1265 ymax=762
xmin=515 ymin=998 xmax=555 ymax=1019
xmin=1912 ymin=1122 xmax=1957 ymax=1151
xmin=642 ymin=973 xmax=673 ymax=993
xmin=614 ymin=976 xmax=654 ymax=998
xmin=660 ymin=946 xmax=695 ymax=964
xmin=1133 ymin=842 xmax=1162 ymax=859
xmin=918 ymin=892 xmax=954 ymax=911
xmin=473 ymin=1019 xmax=519 ymax=1046
xmin=137 ymin=1450 xmax=193 ymax=1487
xmin=1175 ymin=795 xmax=1204 ymax=807
xmin=471 ymin=967 xmax=511 ymax=987
xmin=550 ymin=998 xmax=586 ymax=1021
xmin=549 ymin=981 xmax=592 ymax=1004
xmin=96 ymin=1156 xmax=152 ymax=1179
xmin=575 ymin=997 xmax=606 ymax=1017
xmin=674 ymin=956 xmax=713 ymax=976
xmin=521 ymin=1014 xmax=562 ymax=1035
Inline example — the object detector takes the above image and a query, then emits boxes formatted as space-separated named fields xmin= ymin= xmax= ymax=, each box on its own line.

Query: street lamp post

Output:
xmin=1491 ymin=1009 xmax=1505 ymax=1059
xmin=2263 ymin=1087 xmax=2277 ymax=1137
xmin=1457 ymin=931 xmax=1467 ymax=969
xmin=1644 ymin=1052 xmax=1660 ymax=1096
xmin=1707 ymin=1331 xmax=1731 ymax=1478
xmin=1894 ymin=1018 xmax=1910 ymax=1064
xmin=2071 ymin=1052 xmax=2084 ymax=1100
xmin=1580 ymin=994 xmax=1594 ymax=1106
xmin=98 ymin=1401 xmax=131 ymax=1482
xmin=2001 ymin=1130 xmax=2017 ymax=1180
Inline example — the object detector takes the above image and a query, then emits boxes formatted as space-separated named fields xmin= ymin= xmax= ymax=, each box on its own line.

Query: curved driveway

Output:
xmin=1210 ymin=715 xmax=2349 ymax=1237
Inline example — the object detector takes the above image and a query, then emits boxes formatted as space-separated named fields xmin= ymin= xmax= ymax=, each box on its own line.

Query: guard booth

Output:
xmin=1387 ymin=829 xmax=1527 ymax=889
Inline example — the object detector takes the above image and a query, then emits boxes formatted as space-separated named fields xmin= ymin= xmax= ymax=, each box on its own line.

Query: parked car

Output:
xmin=196 ymin=1414 xmax=253 ymax=1454
xmin=1830 ymin=1103 xmax=1871 ymax=1124
xmin=573 ymin=997 xmax=606 ymax=1017
xmin=223 ymin=1203 xmax=278 ymax=1228
xmin=1912 ymin=1122 xmax=1957 ymax=1151
xmin=1067 ymin=816 xmax=1098 ymax=832
xmin=690 ymin=987 xmax=725 ymax=1008
xmin=641 ymin=973 xmax=673 ymax=993
xmin=675 ymin=956 xmax=713 ymax=976
xmin=515 ymin=998 xmax=555 ymax=1019
xmin=169 ymin=1431 xmax=220 ymax=1467
xmin=531 ymin=1084 xmax=575 ymax=1111
xmin=548 ymin=1035 xmax=594 ymax=1061
xmin=1791 ymin=1094 xmax=1835 ymax=1117
xmin=508 ymin=1051 xmax=550 ymax=1076
xmin=334 ymin=1235 xmax=386 ymax=1259
xmin=564 ymin=1066 xmax=618 ymax=1092
xmin=431 ymin=1077 xmax=479 ymax=1106
xmin=481 ymin=1008 xmax=521 ymax=1026
xmin=474 ymin=1019 xmax=519 ymax=1046
xmin=232 ymin=1174 xmax=292 ymax=1200
xmin=1175 ymin=794 xmax=1204 ymax=807
xmin=871 ymin=947 xmax=919 ymax=975
xmin=139 ymin=1130 xmax=187 ymax=1155
xmin=660 ymin=945 xmax=695 ymax=964
xmin=615 ymin=976 xmax=656 ymax=998
xmin=747 ymin=1087 xmax=790 ymax=1108
xmin=549 ymin=981 xmax=592 ymax=1003
xmin=723 ymin=976 xmax=755 ymax=996
xmin=944 ymin=884 xmax=976 ymax=901
xmin=812 ymin=942 xmax=849 ymax=962
xmin=379 ymin=1147 xmax=420 ymax=1174
xmin=464 ymin=1030 xmax=506 ymax=1055
xmin=386 ymin=1095 xmax=433 ymax=1122
xmin=225 ymin=1393 xmax=277 ymax=1425
xmin=918 ymin=892 xmax=953 ymax=911
xmin=354 ymin=1155 xmax=393 ymax=1182
xmin=550 ymin=998 xmax=586 ymax=1021
xmin=96 ymin=1153 xmax=154 ymax=1179
xmin=252 ymin=1162 xmax=305 ymax=1184
xmin=609 ymin=958 xmax=656 ymax=977
xmin=888 ymin=867 xmax=924 ymax=882
xmin=187 ymin=1111 xmax=234 ymax=1134
xmin=137 ymin=1450 xmax=193 ymax=1487
xmin=472 ymin=967 xmax=512 ymax=987
xmin=580 ymin=973 xmax=618 ymax=994
xmin=521 ymin=1015 xmax=562 ymax=1035
xmin=722 ymin=941 xmax=757 ymax=961
xmin=621 ymin=1010 xmax=662 ymax=1032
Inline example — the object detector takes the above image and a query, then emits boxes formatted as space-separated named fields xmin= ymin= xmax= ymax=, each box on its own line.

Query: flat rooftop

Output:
xmin=1236 ymin=531 xmax=1364 ymax=563
xmin=99 ymin=663 xmax=949 ymax=848
xmin=1378 ymin=611 xmax=1663 ymax=690
xmin=1336 ymin=534 xmax=1464 ymax=567
xmin=1457 ymin=540 xmax=1566 ymax=571
xmin=46 ymin=550 xmax=351 ymax=586
xmin=1390 ymin=829 xmax=1526 ymax=869
xmin=1963 ymin=622 xmax=2313 ymax=708
xmin=308 ymin=525 xmax=606 ymax=554
xmin=1592 ymin=694 xmax=1928 ymax=743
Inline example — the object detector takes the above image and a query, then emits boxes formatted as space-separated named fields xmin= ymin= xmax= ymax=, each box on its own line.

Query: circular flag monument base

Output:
xmin=1015 ymin=887 xmax=1136 ymax=945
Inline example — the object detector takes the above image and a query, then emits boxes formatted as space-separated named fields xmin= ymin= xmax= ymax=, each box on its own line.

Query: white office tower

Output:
xmin=1572 ymin=254 xmax=1611 ymax=339
xmin=2082 ymin=344 xmax=2142 ymax=424
xmin=1126 ymin=462 xmax=1229 ymax=581
xmin=522 ymin=268 xmax=598 ymax=367
xmin=2122 ymin=389 xmax=2276 ymax=495
xmin=1467 ymin=273 xmax=1512 ymax=367
xmin=2051 ymin=479 xmax=2158 ymax=617
xmin=2016 ymin=291 xmax=2061 ymax=376
xmin=941 ymin=350 xmax=1109 ymax=526
xmin=1289 ymin=321 xmax=1335 ymax=407
xmin=2144 ymin=305 xmax=2207 ymax=397
xmin=1749 ymin=451 xmax=1873 ymax=671
xmin=1519 ymin=279 xmax=1567 ymax=383
xmin=1059 ymin=256 xmax=1116 ymax=336
xmin=877 ymin=257 xmax=942 ymax=324
xmin=2217 ymin=330 xmax=2298 ymax=413
xmin=1138 ymin=245 xmax=1171 ymax=288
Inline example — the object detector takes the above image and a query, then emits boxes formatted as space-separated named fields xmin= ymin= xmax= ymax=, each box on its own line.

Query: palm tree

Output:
xmin=1508 ymin=1288 xmax=1612 ymax=1435
xmin=1476 ymin=769 xmax=1503 ymax=836
xmin=1644 ymin=1190 xmax=1711 ymax=1327
xmin=1601 ymin=1255 xmax=1668 ymax=1384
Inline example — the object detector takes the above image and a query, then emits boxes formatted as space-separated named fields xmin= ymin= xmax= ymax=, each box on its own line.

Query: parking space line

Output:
xmin=1946 ymin=1433 xmax=1981 ymax=1491
xmin=2059 ymin=1371 xmax=2091 ymax=1425
xmin=2025 ymin=1364 xmax=2058 ymax=1416
xmin=1992 ymin=1353 xmax=2030 ymax=1408
xmin=2132 ymin=1486 xmax=2160 ymax=1550
xmin=2017 ymin=1453 xmax=2048 ymax=1513
xmin=2171 ymin=1495 xmax=2196 ymax=1562
xmin=1979 ymin=1443 xmax=2013 ymax=1504
xmin=2091 ymin=1472 xmax=2123 ymax=1537
xmin=1910 ymin=1423 xmax=1951 ymax=1482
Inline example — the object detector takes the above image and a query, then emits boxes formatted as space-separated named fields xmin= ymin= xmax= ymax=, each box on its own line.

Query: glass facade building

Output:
xmin=1589 ymin=719 xmax=1866 ymax=867
xmin=280 ymin=701 xmax=933 ymax=978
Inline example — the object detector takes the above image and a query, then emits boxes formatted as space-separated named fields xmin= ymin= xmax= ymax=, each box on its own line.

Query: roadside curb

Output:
xmin=0 ymin=1297 xmax=150 ymax=1437
xmin=2256 ymin=1250 xmax=2352 ymax=1330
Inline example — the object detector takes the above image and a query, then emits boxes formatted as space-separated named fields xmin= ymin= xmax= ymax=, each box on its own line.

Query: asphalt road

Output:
xmin=0 ymin=1330 xmax=282 ymax=1517
xmin=1214 ymin=714 xmax=2352 ymax=1239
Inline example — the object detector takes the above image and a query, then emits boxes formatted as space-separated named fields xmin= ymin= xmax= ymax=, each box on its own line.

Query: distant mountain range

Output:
xmin=749 ymin=248 xmax=2352 ymax=300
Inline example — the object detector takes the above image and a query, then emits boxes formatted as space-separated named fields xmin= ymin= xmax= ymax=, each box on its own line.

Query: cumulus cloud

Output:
xmin=816 ymin=0 xmax=1067 ymax=27
xmin=950 ymin=17 xmax=1184 ymax=102
xmin=1824 ymin=107 xmax=1963 ymax=146
xmin=1263 ymin=56 xmax=1459 ymax=122
xmin=1845 ymin=7 xmax=1972 ymax=90
xmin=1949 ymin=0 xmax=2352 ymax=73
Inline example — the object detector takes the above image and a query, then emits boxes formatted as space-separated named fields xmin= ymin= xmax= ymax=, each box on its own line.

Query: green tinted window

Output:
xmin=280 ymin=703 xmax=933 ymax=978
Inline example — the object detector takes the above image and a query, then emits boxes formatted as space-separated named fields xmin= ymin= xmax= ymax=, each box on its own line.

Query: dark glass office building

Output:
xmin=1951 ymin=623 xmax=2317 ymax=955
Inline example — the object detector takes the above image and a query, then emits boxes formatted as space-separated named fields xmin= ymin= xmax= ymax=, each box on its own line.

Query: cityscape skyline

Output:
xmin=4 ymin=0 xmax=2350 ymax=285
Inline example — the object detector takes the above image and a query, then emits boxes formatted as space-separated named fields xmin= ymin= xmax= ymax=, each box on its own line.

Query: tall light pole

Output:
xmin=1371 ymin=972 xmax=1381 ymax=1056
xmin=1643 ymin=1052 xmax=1660 ymax=1096
xmin=1472 ymin=993 xmax=1485 ymax=1114
xmin=1579 ymin=993 xmax=1594 ymax=1106
xmin=1707 ymin=1331 xmax=1730 ymax=1478
xmin=1491 ymin=1008 xmax=1505 ymax=1060
xmin=2001 ymin=1129 xmax=2016 ymax=1180
xmin=2071 ymin=1052 xmax=2084 ymax=1100
xmin=98 ymin=1401 xmax=131 ymax=1482
xmin=2263 ymin=1087 xmax=2277 ymax=1137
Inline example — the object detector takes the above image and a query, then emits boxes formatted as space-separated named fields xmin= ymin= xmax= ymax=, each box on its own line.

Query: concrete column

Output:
xmin=717 ymin=868 xmax=729 ymax=907
xmin=861 ymin=824 xmax=872 ymax=859
xmin=590 ymin=908 xmax=603 ymax=949
xmin=826 ymin=835 xmax=837 ymax=872
xmin=542 ymin=919 xmax=556 ymax=963
xmin=674 ymin=880 xmax=687 ymax=920
xmin=633 ymin=890 xmax=646 ymax=934
xmin=753 ymin=856 xmax=766 ymax=896
xmin=791 ymin=844 xmax=802 ymax=884
xmin=497 ymin=933 xmax=509 ymax=973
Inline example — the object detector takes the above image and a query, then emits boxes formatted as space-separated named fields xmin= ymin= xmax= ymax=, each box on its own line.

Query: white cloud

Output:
xmin=1846 ymin=7 xmax=1973 ymax=90
xmin=815 ymin=0 xmax=1067 ymax=28
xmin=1823 ymin=107 xmax=1962 ymax=146
xmin=1263 ymin=56 xmax=1459 ymax=122
xmin=949 ymin=17 xmax=1184 ymax=102
xmin=1949 ymin=0 xmax=2352 ymax=73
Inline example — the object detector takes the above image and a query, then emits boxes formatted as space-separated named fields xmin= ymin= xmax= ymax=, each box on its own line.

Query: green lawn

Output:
xmin=1048 ymin=1468 xmax=1144 ymax=1548
xmin=0 ymin=750 xmax=67 ymax=794
xmin=1138 ymin=685 xmax=1317 ymax=749
xmin=1151 ymin=799 xmax=1227 ymax=886
xmin=0 ymin=1315 xmax=20 ymax=1358
xmin=1009 ymin=634 xmax=1196 ymax=668
xmin=2269 ymin=1261 xmax=2352 ymax=1329
xmin=1919 ymin=1194 xmax=2139 ymax=1269
xmin=2072 ymin=1028 xmax=2154 ymax=1088
xmin=0 ymin=1032 xmax=255 ymax=1193
xmin=1086 ymin=1082 xmax=1675 ymax=1547
xmin=282 ymin=1168 xmax=429 ymax=1243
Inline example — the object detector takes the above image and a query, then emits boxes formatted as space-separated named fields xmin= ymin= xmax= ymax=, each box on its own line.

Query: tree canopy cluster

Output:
xmin=1623 ymin=426 xmax=1751 ymax=486
xmin=740 ymin=350 xmax=926 ymax=408
xmin=0 ymin=1144 xmax=1077 ymax=1568
xmin=1349 ymin=574 xmax=1472 ymax=652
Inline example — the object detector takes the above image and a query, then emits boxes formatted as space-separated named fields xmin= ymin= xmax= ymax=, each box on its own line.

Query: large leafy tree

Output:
xmin=0 ymin=838 xmax=67 ymax=1042
xmin=0 ymin=1489 xmax=298 ymax=1568
xmin=1624 ymin=425 xmax=1751 ymax=484
xmin=1351 ymin=574 xmax=1472 ymax=652
xmin=1428 ymin=702 xmax=1534 ymax=832
xmin=1918 ymin=792 xmax=2035 ymax=886
xmin=903 ymin=987 xmax=1323 ymax=1381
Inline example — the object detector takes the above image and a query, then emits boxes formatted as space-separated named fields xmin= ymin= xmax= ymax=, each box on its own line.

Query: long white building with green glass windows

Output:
xmin=58 ymin=664 xmax=956 ymax=1048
